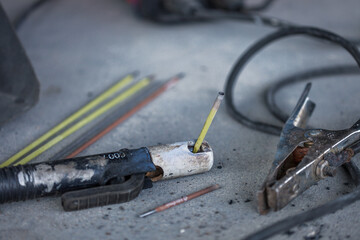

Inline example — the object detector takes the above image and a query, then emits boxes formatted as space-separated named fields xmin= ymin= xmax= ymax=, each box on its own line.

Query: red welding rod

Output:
xmin=139 ymin=184 xmax=220 ymax=218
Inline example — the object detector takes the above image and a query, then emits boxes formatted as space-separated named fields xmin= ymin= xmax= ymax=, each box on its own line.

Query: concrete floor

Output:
xmin=0 ymin=0 xmax=360 ymax=239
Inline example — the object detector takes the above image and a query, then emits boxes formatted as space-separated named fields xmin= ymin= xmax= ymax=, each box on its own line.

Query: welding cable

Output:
xmin=265 ymin=65 xmax=360 ymax=123
xmin=157 ymin=8 xmax=295 ymax=29
xmin=11 ymin=0 xmax=286 ymax=30
xmin=160 ymin=3 xmax=360 ymax=44
xmin=244 ymin=160 xmax=360 ymax=240
xmin=224 ymin=26 xmax=360 ymax=136
xmin=12 ymin=0 xmax=360 ymax=45
xmin=194 ymin=10 xmax=295 ymax=28
xmin=12 ymin=77 xmax=151 ymax=166
xmin=60 ymin=74 xmax=182 ymax=159
xmin=0 ymin=73 xmax=136 ymax=168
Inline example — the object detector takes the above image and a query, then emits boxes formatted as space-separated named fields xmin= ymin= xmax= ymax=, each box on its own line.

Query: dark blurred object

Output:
xmin=13 ymin=0 xmax=49 ymax=29
xmin=126 ymin=0 xmax=278 ymax=23
xmin=209 ymin=0 xmax=244 ymax=10
xmin=0 ymin=2 xmax=39 ymax=127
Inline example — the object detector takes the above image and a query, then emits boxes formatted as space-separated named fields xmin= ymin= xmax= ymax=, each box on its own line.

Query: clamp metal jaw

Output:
xmin=258 ymin=83 xmax=360 ymax=214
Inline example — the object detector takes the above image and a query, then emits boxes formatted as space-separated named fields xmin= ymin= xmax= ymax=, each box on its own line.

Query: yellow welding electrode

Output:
xmin=13 ymin=77 xmax=150 ymax=166
xmin=193 ymin=92 xmax=224 ymax=153
xmin=0 ymin=74 xmax=139 ymax=167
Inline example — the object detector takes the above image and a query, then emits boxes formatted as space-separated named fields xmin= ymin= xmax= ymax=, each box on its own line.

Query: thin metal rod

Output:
xmin=193 ymin=92 xmax=224 ymax=153
xmin=64 ymin=74 xmax=183 ymax=158
xmin=139 ymin=184 xmax=220 ymax=218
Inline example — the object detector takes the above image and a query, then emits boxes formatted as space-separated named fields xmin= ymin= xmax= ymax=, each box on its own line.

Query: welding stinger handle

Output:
xmin=0 ymin=148 xmax=156 ymax=204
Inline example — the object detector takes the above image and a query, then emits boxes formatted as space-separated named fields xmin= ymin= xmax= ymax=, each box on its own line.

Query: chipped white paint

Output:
xmin=88 ymin=159 xmax=108 ymax=167
xmin=147 ymin=140 xmax=213 ymax=181
xmin=17 ymin=171 xmax=34 ymax=186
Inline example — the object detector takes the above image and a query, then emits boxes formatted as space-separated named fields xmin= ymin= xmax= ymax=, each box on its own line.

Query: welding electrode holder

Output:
xmin=0 ymin=148 xmax=155 ymax=211
xmin=0 ymin=141 xmax=213 ymax=211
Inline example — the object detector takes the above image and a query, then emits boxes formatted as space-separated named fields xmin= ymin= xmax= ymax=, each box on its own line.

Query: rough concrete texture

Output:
xmin=0 ymin=0 xmax=360 ymax=239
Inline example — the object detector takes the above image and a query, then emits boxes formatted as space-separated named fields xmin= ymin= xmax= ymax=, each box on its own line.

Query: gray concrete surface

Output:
xmin=0 ymin=0 xmax=360 ymax=239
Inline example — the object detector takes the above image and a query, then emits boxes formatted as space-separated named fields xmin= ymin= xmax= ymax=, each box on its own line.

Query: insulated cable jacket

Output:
xmin=265 ymin=65 xmax=360 ymax=123
xmin=194 ymin=10 xmax=295 ymax=28
xmin=224 ymin=26 xmax=360 ymax=136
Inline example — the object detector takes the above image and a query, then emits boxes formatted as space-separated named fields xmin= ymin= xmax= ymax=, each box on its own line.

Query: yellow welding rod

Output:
xmin=193 ymin=92 xmax=224 ymax=153
xmin=14 ymin=77 xmax=151 ymax=166
xmin=0 ymin=74 xmax=135 ymax=168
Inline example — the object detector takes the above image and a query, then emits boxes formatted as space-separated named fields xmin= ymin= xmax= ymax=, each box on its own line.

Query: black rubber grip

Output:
xmin=0 ymin=165 xmax=41 ymax=203
xmin=61 ymin=174 xmax=145 ymax=211
xmin=0 ymin=147 xmax=156 ymax=204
